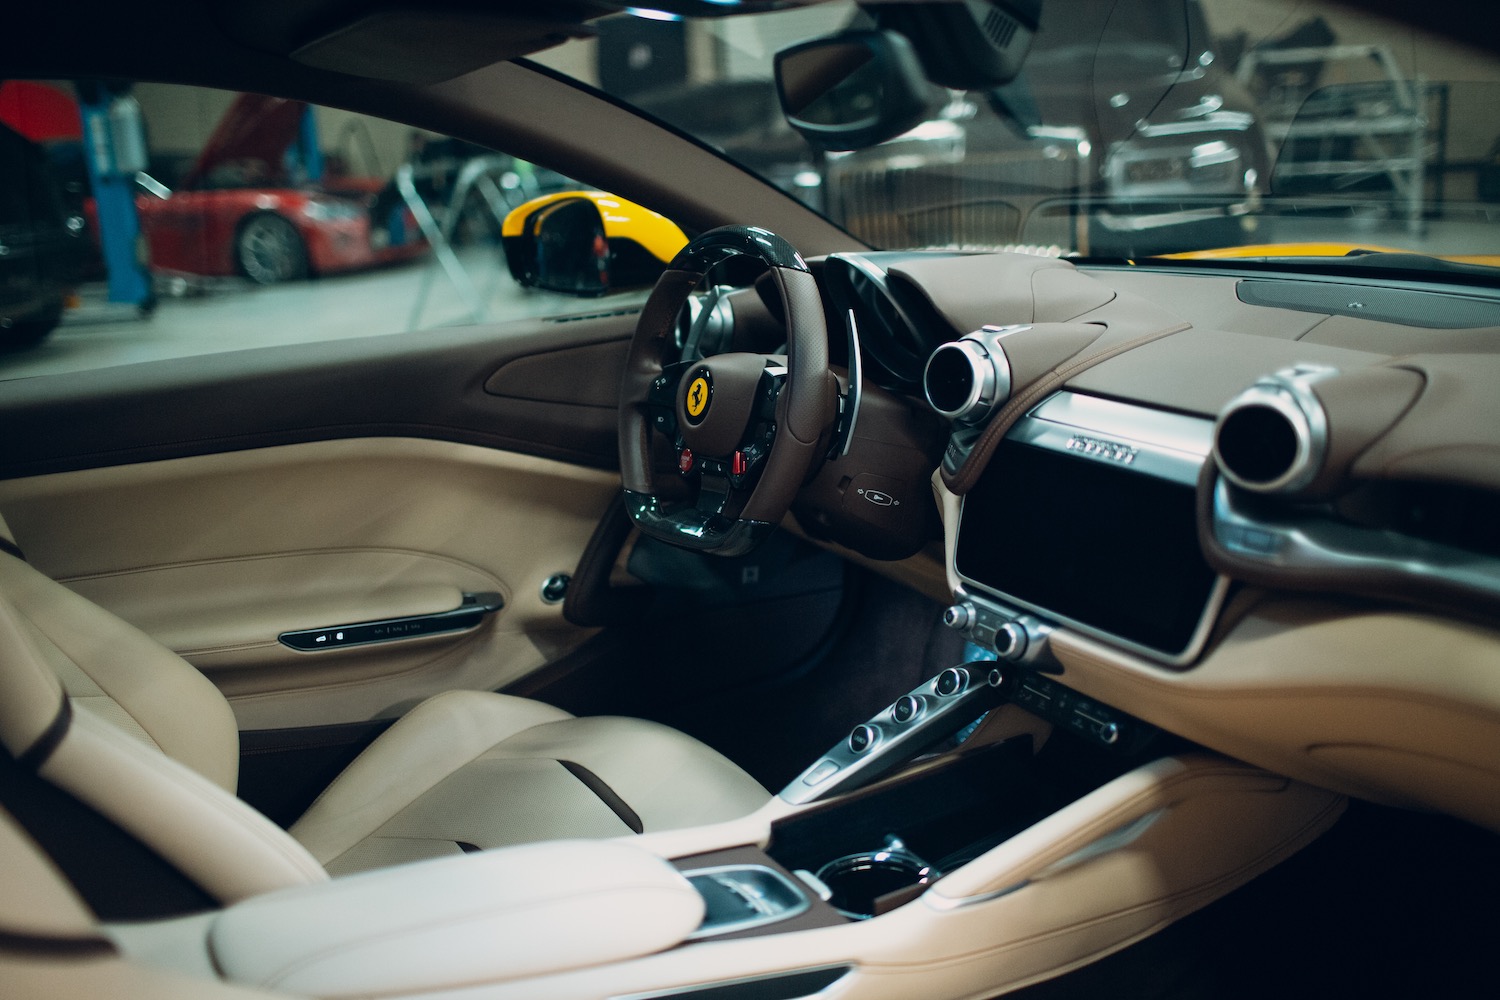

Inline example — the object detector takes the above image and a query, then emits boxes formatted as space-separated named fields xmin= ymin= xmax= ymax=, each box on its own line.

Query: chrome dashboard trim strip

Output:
xmin=1029 ymin=392 xmax=1215 ymax=460
xmin=680 ymin=864 xmax=812 ymax=940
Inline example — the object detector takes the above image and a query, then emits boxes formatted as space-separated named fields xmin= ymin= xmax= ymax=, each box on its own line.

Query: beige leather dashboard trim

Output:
xmin=1047 ymin=597 xmax=1500 ymax=831
xmin=0 ymin=438 xmax=620 ymax=730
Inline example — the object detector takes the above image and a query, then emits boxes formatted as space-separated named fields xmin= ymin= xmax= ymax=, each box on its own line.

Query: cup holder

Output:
xmin=814 ymin=839 xmax=937 ymax=919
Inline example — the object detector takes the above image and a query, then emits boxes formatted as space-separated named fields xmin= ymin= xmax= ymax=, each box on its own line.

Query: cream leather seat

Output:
xmin=0 ymin=517 xmax=766 ymax=901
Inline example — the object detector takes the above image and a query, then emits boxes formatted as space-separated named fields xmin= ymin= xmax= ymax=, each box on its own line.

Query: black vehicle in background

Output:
xmin=0 ymin=121 xmax=82 ymax=348
xmin=825 ymin=0 xmax=1270 ymax=255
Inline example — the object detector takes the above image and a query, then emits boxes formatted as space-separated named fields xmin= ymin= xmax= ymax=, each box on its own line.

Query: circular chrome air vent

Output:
xmin=924 ymin=341 xmax=991 ymax=418
xmin=1214 ymin=365 xmax=1335 ymax=494
xmin=922 ymin=325 xmax=1022 ymax=422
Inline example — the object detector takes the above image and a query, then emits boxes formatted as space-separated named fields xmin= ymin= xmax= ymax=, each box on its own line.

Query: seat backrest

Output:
xmin=0 ymin=514 xmax=240 ymax=793
xmin=0 ymin=529 xmax=327 ymax=912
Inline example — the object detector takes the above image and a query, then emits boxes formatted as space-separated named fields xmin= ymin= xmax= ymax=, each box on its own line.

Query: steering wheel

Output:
xmin=619 ymin=226 xmax=838 ymax=556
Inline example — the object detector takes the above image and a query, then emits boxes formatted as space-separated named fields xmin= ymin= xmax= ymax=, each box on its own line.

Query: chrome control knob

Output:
xmin=848 ymin=724 xmax=879 ymax=754
xmin=891 ymin=695 xmax=924 ymax=724
xmin=993 ymin=622 xmax=1027 ymax=660
xmin=935 ymin=667 xmax=969 ymax=698
xmin=942 ymin=602 xmax=975 ymax=631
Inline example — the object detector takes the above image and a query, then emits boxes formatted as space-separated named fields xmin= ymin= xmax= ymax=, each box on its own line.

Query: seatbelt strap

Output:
xmin=0 ymin=512 xmax=23 ymax=562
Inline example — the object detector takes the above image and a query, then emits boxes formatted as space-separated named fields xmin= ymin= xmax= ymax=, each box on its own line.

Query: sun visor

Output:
xmin=291 ymin=10 xmax=594 ymax=84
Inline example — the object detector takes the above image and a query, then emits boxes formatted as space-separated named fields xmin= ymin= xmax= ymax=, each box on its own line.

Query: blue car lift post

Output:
xmin=78 ymin=88 xmax=153 ymax=314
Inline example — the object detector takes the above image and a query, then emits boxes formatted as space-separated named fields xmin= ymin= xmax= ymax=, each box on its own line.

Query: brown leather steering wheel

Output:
xmin=619 ymin=226 xmax=838 ymax=556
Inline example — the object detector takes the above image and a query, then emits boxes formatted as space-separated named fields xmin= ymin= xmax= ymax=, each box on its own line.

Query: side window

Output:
xmin=0 ymin=80 xmax=657 ymax=377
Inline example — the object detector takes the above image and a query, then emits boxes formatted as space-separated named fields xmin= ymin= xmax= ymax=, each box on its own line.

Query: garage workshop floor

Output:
xmin=0 ymin=245 xmax=644 ymax=380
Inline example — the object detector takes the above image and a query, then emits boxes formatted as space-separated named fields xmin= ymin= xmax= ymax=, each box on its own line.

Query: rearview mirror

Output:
xmin=775 ymin=30 xmax=935 ymax=152
xmin=501 ymin=192 xmax=687 ymax=297
xmin=775 ymin=1 xmax=1042 ymax=152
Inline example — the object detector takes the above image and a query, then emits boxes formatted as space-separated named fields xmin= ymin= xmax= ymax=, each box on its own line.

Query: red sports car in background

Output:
xmin=136 ymin=93 xmax=425 ymax=283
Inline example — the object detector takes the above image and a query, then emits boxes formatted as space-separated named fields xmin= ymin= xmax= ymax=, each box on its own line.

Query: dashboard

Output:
xmin=798 ymin=248 xmax=1500 ymax=832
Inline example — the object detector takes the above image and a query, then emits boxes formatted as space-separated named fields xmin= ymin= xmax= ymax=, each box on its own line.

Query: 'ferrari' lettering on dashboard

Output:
xmin=1066 ymin=434 xmax=1137 ymax=464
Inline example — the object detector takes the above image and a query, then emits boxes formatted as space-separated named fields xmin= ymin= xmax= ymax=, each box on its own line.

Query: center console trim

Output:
xmin=680 ymin=864 xmax=812 ymax=940
xmin=610 ymin=965 xmax=853 ymax=1000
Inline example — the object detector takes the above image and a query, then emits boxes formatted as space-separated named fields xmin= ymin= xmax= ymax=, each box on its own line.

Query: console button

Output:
xmin=891 ymin=695 xmax=923 ymax=724
xmin=802 ymin=760 xmax=841 ymax=786
xmin=993 ymin=622 xmax=1027 ymax=660
xmin=848 ymin=724 xmax=879 ymax=754
xmin=941 ymin=603 xmax=975 ymax=631
xmin=935 ymin=667 xmax=969 ymax=697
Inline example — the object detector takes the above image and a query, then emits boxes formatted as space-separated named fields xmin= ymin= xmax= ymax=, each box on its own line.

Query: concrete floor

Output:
xmin=0 ymin=246 xmax=646 ymax=381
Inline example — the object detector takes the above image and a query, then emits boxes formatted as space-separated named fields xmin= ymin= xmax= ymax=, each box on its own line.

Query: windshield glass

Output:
xmin=533 ymin=0 xmax=1499 ymax=267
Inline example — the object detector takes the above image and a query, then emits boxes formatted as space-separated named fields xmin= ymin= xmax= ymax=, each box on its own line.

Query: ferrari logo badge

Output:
xmin=686 ymin=374 xmax=711 ymax=421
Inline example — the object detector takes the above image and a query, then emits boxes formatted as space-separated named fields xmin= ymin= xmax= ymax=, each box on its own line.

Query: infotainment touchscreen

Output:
xmin=955 ymin=438 xmax=1220 ymax=660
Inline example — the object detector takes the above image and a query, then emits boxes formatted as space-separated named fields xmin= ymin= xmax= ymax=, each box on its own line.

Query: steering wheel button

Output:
xmin=678 ymin=448 xmax=694 ymax=474
xmin=732 ymin=450 xmax=748 ymax=475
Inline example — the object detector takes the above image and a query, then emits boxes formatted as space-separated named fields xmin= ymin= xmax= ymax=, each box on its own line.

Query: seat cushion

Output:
xmin=288 ymin=690 xmax=769 ymax=876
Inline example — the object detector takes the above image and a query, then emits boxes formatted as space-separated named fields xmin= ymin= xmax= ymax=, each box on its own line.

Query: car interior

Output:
xmin=3 ymin=1 xmax=1500 ymax=999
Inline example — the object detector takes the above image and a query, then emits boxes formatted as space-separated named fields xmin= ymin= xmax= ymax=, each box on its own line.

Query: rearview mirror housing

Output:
xmin=775 ymin=1 xmax=1041 ymax=152
xmin=775 ymin=30 xmax=935 ymax=152
xmin=876 ymin=0 xmax=1040 ymax=90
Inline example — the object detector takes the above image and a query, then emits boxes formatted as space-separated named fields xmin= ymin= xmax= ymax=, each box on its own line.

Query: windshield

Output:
xmin=533 ymin=0 xmax=1499 ymax=268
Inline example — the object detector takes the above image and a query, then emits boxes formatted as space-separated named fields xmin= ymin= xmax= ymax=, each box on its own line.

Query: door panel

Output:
xmin=0 ymin=305 xmax=655 ymax=730
xmin=0 ymin=315 xmax=637 ymax=479
xmin=0 ymin=435 xmax=619 ymax=731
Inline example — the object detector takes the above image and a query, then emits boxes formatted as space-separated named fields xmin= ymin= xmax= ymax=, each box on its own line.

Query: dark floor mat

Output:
xmin=651 ymin=571 xmax=969 ymax=790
